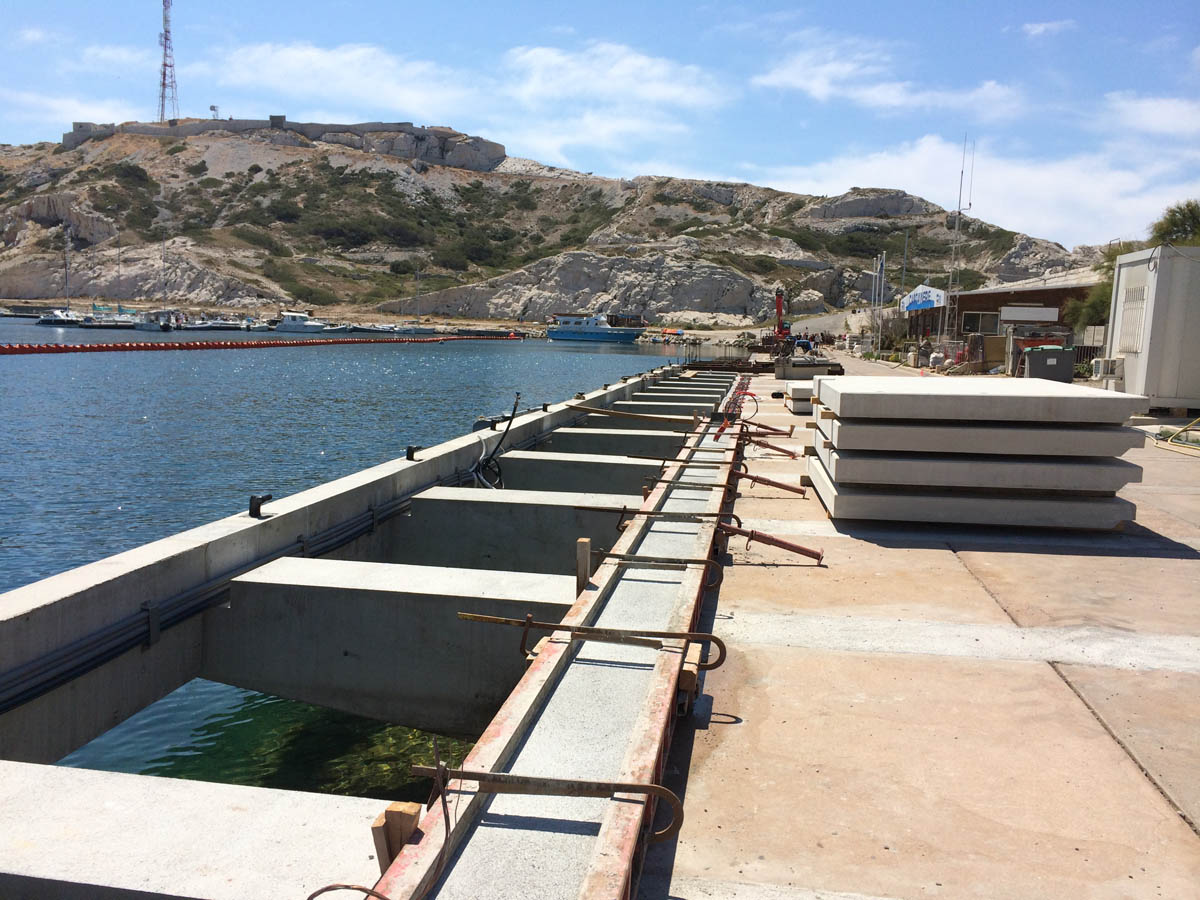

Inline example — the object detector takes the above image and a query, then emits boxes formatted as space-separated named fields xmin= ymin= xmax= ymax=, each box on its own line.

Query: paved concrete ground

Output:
xmin=642 ymin=352 xmax=1200 ymax=899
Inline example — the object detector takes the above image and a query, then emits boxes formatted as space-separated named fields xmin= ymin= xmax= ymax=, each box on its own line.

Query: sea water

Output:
xmin=0 ymin=318 xmax=709 ymax=799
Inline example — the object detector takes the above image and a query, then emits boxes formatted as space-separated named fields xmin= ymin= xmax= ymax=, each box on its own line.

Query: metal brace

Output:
xmin=591 ymin=550 xmax=724 ymax=587
xmin=587 ymin=507 xmax=742 ymax=533
xmin=413 ymin=763 xmax=685 ymax=843
xmin=457 ymin=612 xmax=727 ymax=672
xmin=716 ymin=521 xmax=823 ymax=564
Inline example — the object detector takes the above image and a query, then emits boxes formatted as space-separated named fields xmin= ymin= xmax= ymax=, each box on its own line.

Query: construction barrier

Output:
xmin=0 ymin=335 xmax=523 ymax=356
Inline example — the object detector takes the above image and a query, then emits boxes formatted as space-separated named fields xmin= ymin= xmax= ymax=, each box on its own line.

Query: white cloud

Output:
xmin=753 ymin=29 xmax=1023 ymax=121
xmin=1104 ymin=92 xmax=1200 ymax=138
xmin=78 ymin=45 xmax=158 ymax=71
xmin=742 ymin=135 xmax=1200 ymax=247
xmin=0 ymin=88 xmax=142 ymax=127
xmin=195 ymin=42 xmax=472 ymax=122
xmin=1022 ymin=20 xmax=1076 ymax=38
xmin=16 ymin=27 xmax=52 ymax=45
xmin=491 ymin=111 xmax=691 ymax=168
xmin=503 ymin=42 xmax=730 ymax=110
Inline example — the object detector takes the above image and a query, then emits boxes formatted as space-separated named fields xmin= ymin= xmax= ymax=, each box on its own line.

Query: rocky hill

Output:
xmin=0 ymin=124 xmax=1101 ymax=325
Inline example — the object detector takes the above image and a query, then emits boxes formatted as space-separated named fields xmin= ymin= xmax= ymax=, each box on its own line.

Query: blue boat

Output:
xmin=546 ymin=313 xmax=646 ymax=343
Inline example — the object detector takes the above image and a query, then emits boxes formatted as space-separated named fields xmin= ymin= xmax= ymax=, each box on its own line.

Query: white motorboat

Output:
xmin=274 ymin=310 xmax=333 ymax=333
xmin=135 ymin=309 xmax=178 ymax=332
xmin=546 ymin=312 xmax=646 ymax=343
xmin=35 ymin=309 xmax=82 ymax=327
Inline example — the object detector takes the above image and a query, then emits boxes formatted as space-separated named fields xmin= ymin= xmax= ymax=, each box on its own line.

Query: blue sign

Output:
xmin=900 ymin=284 xmax=946 ymax=312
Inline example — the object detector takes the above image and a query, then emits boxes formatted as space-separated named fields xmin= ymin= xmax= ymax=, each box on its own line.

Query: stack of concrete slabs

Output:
xmin=785 ymin=380 xmax=814 ymax=415
xmin=809 ymin=376 xmax=1149 ymax=530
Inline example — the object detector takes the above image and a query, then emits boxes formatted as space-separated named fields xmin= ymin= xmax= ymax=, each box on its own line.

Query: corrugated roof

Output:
xmin=961 ymin=267 xmax=1100 ymax=296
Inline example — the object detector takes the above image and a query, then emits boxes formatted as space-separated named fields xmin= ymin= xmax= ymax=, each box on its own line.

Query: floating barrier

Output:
xmin=0 ymin=335 xmax=523 ymax=355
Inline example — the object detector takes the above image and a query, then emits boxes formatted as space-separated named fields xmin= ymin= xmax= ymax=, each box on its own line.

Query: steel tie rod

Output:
xmin=591 ymin=550 xmax=724 ymax=587
xmin=456 ymin=611 xmax=727 ymax=671
xmin=412 ymin=764 xmax=685 ymax=843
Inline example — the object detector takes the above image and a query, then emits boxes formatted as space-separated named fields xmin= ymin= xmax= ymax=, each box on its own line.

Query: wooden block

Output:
xmin=372 ymin=801 xmax=422 ymax=873
xmin=803 ymin=445 xmax=817 ymax=456
xmin=819 ymin=409 xmax=836 ymax=420
xmin=800 ymin=474 xmax=814 ymax=487
xmin=576 ymin=537 xmax=592 ymax=597
xmin=804 ymin=421 xmax=818 ymax=429
xmin=821 ymin=439 xmax=833 ymax=449
xmin=678 ymin=641 xmax=704 ymax=696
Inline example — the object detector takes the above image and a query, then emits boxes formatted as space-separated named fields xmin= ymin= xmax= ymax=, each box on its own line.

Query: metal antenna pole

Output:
xmin=157 ymin=0 xmax=179 ymax=122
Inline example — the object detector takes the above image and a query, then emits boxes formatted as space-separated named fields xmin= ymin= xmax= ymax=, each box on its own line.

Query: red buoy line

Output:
xmin=0 ymin=335 xmax=524 ymax=355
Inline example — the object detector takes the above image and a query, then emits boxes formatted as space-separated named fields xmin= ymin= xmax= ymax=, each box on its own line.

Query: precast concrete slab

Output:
xmin=613 ymin=400 xmax=718 ymax=416
xmin=203 ymin=558 xmax=576 ymax=735
xmin=814 ymin=376 xmax=1149 ymax=423
xmin=815 ymin=415 xmax=1148 ymax=456
xmin=498 ymin=450 xmax=663 ymax=494
xmin=0 ymin=760 xmax=384 ymax=900
xmin=391 ymin=487 xmax=643 ymax=574
xmin=640 ymin=386 xmax=727 ymax=397
xmin=536 ymin=427 xmax=687 ymax=458
xmin=808 ymin=455 xmax=1137 ymax=530
xmin=815 ymin=443 xmax=1143 ymax=492
xmin=785 ymin=380 xmax=814 ymax=400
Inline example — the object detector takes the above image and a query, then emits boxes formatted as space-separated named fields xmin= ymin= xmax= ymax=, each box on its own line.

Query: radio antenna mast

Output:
xmin=156 ymin=0 xmax=179 ymax=122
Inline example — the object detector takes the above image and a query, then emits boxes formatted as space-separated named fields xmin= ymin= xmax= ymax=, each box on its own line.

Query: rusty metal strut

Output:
xmin=717 ymin=522 xmax=824 ymax=564
xmin=457 ymin=612 xmax=727 ymax=670
xmin=412 ymin=764 xmax=685 ymax=843
xmin=744 ymin=435 xmax=797 ymax=459
xmin=732 ymin=471 xmax=807 ymax=497
xmin=591 ymin=550 xmax=724 ymax=587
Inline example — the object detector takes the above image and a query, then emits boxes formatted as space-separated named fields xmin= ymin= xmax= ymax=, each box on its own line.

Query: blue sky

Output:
xmin=3 ymin=0 xmax=1198 ymax=248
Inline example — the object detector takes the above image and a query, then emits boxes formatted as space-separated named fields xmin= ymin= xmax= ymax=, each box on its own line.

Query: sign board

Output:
xmin=999 ymin=306 xmax=1058 ymax=323
xmin=900 ymin=284 xmax=946 ymax=312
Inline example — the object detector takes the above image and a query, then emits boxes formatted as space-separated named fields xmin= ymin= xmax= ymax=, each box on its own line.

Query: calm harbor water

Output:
xmin=0 ymin=316 xmax=711 ymax=798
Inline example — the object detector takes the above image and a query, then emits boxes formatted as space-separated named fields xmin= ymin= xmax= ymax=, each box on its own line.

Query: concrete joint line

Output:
xmin=717 ymin=612 xmax=1200 ymax=674
xmin=1050 ymin=662 xmax=1199 ymax=839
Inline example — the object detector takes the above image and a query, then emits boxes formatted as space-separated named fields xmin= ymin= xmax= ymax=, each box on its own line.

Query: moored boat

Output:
xmin=546 ymin=312 xmax=646 ymax=343
xmin=275 ymin=310 xmax=333 ymax=333
xmin=35 ymin=309 xmax=83 ymax=327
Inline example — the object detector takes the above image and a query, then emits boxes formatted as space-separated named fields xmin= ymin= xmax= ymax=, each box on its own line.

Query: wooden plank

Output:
xmin=372 ymin=801 xmax=423 ymax=874
xmin=576 ymin=537 xmax=592 ymax=597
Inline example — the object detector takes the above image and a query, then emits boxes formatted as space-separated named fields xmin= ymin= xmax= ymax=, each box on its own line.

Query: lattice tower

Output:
xmin=156 ymin=0 xmax=179 ymax=122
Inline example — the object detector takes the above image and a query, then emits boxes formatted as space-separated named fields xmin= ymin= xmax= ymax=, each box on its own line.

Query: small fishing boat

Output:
xmin=546 ymin=313 xmax=646 ymax=343
xmin=35 ymin=309 xmax=83 ymax=327
xmin=275 ymin=311 xmax=333 ymax=333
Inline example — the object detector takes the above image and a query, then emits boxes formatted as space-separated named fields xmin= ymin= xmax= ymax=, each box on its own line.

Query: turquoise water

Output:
xmin=0 ymin=317 xmax=704 ymax=797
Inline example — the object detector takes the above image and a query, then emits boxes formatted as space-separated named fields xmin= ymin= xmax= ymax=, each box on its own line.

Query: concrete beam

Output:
xmin=630 ymin=392 xmax=721 ymax=406
xmin=0 ymin=760 xmax=384 ymax=900
xmin=579 ymin=413 xmax=690 ymax=431
xmin=536 ymin=427 xmax=687 ymax=457
xmin=499 ymin=450 xmax=662 ymax=494
xmin=387 ymin=487 xmax=641 ymax=574
xmin=203 ymin=559 xmax=573 ymax=735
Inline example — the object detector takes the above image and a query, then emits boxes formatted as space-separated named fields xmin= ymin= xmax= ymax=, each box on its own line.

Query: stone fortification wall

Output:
xmin=61 ymin=117 xmax=506 ymax=172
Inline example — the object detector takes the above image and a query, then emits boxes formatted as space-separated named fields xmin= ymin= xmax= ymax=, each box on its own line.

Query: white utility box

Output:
xmin=1106 ymin=246 xmax=1200 ymax=408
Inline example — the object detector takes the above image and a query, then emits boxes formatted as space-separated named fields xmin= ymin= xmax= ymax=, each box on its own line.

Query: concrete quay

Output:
xmin=0 ymin=365 xmax=743 ymax=898
xmin=641 ymin=352 xmax=1200 ymax=900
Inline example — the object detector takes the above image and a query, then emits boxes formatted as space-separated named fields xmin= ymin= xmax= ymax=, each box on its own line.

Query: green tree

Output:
xmin=1150 ymin=199 xmax=1200 ymax=246
xmin=1065 ymin=240 xmax=1143 ymax=330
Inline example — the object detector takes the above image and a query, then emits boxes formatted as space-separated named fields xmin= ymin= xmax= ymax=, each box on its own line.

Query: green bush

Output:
xmin=247 ymin=164 xmax=263 ymax=175
xmin=268 ymin=199 xmax=302 ymax=223
xmin=165 ymin=144 xmax=187 ymax=155
xmin=186 ymin=160 xmax=208 ymax=176
xmin=766 ymin=225 xmax=823 ymax=251
xmin=389 ymin=259 xmax=416 ymax=275
xmin=432 ymin=246 xmax=469 ymax=270
xmin=232 ymin=226 xmax=293 ymax=257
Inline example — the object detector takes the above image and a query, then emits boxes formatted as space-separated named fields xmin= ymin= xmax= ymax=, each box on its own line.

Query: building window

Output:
xmin=961 ymin=312 xmax=1000 ymax=334
xmin=1117 ymin=285 xmax=1146 ymax=353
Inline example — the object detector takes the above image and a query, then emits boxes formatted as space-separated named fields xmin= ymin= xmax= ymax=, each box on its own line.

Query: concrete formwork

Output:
xmin=613 ymin=400 xmax=717 ymax=416
xmin=498 ymin=450 xmax=663 ymax=494
xmin=202 ymin=558 xmax=576 ymax=735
